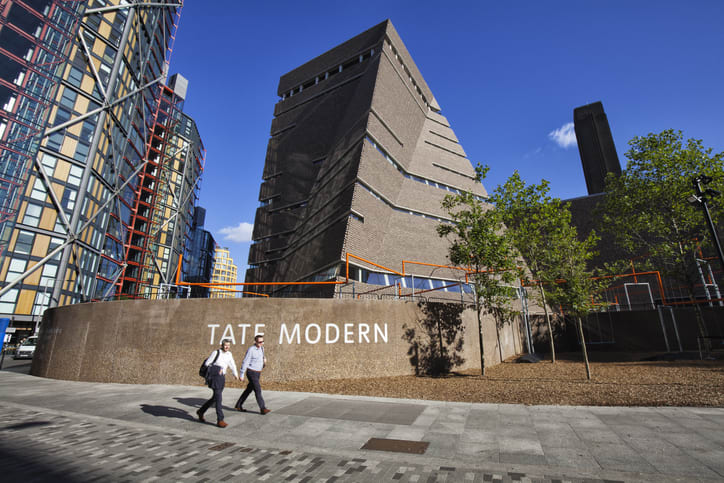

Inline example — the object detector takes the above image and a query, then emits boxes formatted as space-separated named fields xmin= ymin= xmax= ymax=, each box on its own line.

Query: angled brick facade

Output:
xmin=246 ymin=20 xmax=487 ymax=296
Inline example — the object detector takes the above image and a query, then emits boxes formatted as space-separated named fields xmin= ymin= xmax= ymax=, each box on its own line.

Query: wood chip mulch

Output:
xmin=265 ymin=353 xmax=724 ymax=407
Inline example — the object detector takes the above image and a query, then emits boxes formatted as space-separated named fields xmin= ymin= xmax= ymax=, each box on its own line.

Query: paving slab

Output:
xmin=0 ymin=371 xmax=722 ymax=482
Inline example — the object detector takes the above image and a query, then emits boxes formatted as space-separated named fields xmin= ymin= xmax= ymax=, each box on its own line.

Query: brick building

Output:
xmin=246 ymin=20 xmax=487 ymax=298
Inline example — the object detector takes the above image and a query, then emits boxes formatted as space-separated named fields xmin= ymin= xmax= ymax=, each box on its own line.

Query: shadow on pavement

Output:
xmin=1 ymin=420 xmax=52 ymax=431
xmin=0 ymin=440 xmax=81 ymax=482
xmin=172 ymin=397 xmax=207 ymax=408
xmin=140 ymin=404 xmax=195 ymax=421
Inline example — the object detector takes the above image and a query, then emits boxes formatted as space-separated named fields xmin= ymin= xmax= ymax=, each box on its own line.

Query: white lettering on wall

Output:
xmin=279 ymin=324 xmax=300 ymax=344
xmin=208 ymin=324 xmax=220 ymax=344
xmin=375 ymin=323 xmax=388 ymax=343
xmin=305 ymin=323 xmax=321 ymax=344
xmin=359 ymin=323 xmax=370 ymax=343
xmin=208 ymin=322 xmax=389 ymax=345
xmin=326 ymin=323 xmax=339 ymax=344
xmin=221 ymin=324 xmax=236 ymax=344
xmin=237 ymin=324 xmax=251 ymax=343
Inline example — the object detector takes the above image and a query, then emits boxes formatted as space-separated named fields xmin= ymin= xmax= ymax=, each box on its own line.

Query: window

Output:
xmin=67 ymin=66 xmax=83 ymax=88
xmin=0 ymin=288 xmax=18 ymax=313
xmin=41 ymin=153 xmax=57 ymax=173
xmin=7 ymin=258 xmax=26 ymax=279
xmin=22 ymin=203 xmax=42 ymax=226
xmin=15 ymin=230 xmax=34 ymax=254
xmin=73 ymin=140 xmax=90 ymax=161
xmin=46 ymin=132 xmax=63 ymax=150
xmin=40 ymin=263 xmax=57 ymax=288
xmin=61 ymin=188 xmax=77 ymax=210
xmin=29 ymin=179 xmax=46 ymax=201
xmin=59 ymin=88 xmax=77 ymax=109
xmin=54 ymin=106 xmax=71 ymax=125
xmin=67 ymin=165 xmax=82 ymax=186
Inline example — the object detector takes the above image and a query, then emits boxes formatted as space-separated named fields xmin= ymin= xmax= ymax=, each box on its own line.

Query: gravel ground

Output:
xmin=265 ymin=353 xmax=724 ymax=407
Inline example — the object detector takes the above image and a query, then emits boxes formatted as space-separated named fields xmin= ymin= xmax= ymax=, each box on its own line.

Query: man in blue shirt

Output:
xmin=235 ymin=334 xmax=270 ymax=414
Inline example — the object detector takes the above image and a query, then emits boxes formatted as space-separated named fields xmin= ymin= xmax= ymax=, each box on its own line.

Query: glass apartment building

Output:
xmin=0 ymin=1 xmax=193 ymax=337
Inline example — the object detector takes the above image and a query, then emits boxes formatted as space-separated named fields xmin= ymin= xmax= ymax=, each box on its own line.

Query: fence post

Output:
xmin=518 ymin=287 xmax=533 ymax=354
xmin=668 ymin=306 xmax=683 ymax=351
xmin=656 ymin=306 xmax=671 ymax=352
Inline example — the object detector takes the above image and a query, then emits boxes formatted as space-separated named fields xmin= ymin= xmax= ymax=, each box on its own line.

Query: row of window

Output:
xmin=383 ymin=38 xmax=434 ymax=112
xmin=355 ymin=180 xmax=454 ymax=225
xmin=365 ymin=136 xmax=483 ymax=201
xmin=280 ymin=48 xmax=376 ymax=100
xmin=348 ymin=265 xmax=473 ymax=294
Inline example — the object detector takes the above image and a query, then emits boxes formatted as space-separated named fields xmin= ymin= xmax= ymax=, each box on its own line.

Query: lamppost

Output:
xmin=688 ymin=175 xmax=724 ymax=272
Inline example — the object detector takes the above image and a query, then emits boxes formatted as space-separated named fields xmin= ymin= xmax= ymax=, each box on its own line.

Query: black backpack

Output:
xmin=199 ymin=349 xmax=221 ymax=378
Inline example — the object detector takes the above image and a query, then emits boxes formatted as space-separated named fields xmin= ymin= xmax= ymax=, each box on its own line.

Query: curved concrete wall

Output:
xmin=31 ymin=298 xmax=525 ymax=385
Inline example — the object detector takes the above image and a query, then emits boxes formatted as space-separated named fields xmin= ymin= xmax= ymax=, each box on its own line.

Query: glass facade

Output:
xmin=0 ymin=1 xmax=187 ymax=331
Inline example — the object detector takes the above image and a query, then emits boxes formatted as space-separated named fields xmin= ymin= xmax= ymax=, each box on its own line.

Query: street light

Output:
xmin=688 ymin=175 xmax=724 ymax=272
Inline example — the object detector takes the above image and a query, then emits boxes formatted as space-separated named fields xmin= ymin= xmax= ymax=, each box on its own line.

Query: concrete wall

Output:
xmin=31 ymin=298 xmax=525 ymax=385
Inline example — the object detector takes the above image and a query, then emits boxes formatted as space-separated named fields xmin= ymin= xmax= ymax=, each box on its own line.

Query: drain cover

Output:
xmin=361 ymin=438 xmax=429 ymax=454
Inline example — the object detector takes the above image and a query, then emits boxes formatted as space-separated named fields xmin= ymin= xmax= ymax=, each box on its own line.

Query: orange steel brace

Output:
xmin=347 ymin=253 xmax=403 ymax=276
xmin=401 ymin=260 xmax=467 ymax=274
xmin=175 ymin=253 xmax=351 ymax=289
xmin=630 ymin=259 xmax=638 ymax=283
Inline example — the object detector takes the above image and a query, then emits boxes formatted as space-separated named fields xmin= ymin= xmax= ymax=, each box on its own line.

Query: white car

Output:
xmin=14 ymin=336 xmax=38 ymax=359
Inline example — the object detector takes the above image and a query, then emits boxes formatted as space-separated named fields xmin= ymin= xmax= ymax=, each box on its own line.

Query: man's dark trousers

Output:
xmin=236 ymin=369 xmax=265 ymax=411
xmin=200 ymin=371 xmax=225 ymax=421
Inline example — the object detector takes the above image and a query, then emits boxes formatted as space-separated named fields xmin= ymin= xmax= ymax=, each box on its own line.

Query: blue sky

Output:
xmin=169 ymin=1 xmax=724 ymax=280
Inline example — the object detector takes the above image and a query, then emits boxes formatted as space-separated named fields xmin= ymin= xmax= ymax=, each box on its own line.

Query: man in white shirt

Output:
xmin=234 ymin=334 xmax=270 ymax=414
xmin=197 ymin=339 xmax=239 ymax=428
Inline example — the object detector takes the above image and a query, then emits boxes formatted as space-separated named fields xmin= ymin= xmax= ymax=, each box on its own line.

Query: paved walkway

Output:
xmin=0 ymin=371 xmax=722 ymax=482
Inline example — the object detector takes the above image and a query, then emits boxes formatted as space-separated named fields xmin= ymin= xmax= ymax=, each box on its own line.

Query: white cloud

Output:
xmin=548 ymin=122 xmax=577 ymax=148
xmin=218 ymin=222 xmax=253 ymax=243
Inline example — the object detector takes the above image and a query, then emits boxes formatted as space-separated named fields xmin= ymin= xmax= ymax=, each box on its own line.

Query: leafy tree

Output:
xmin=491 ymin=172 xmax=599 ymax=364
xmin=542 ymin=223 xmax=601 ymax=379
xmin=600 ymin=130 xmax=724 ymax=339
xmin=437 ymin=165 xmax=522 ymax=376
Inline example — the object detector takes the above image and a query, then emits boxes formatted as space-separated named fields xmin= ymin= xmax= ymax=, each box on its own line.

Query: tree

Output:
xmin=491 ymin=172 xmax=599 ymax=364
xmin=600 ymin=130 xmax=724 ymax=339
xmin=437 ymin=165 xmax=522 ymax=376
xmin=542 ymin=223 xmax=601 ymax=380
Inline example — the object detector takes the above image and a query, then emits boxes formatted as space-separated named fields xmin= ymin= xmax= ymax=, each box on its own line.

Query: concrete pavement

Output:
xmin=0 ymin=370 xmax=722 ymax=482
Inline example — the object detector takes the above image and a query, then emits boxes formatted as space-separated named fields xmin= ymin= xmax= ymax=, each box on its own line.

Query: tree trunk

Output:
xmin=538 ymin=282 xmax=556 ymax=363
xmin=476 ymin=299 xmax=485 ymax=376
xmin=576 ymin=316 xmax=591 ymax=380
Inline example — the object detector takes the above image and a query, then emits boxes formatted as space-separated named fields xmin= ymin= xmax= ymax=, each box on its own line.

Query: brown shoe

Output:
xmin=234 ymin=406 xmax=247 ymax=412
xmin=260 ymin=408 xmax=271 ymax=415
xmin=217 ymin=420 xmax=228 ymax=428
xmin=196 ymin=409 xmax=205 ymax=423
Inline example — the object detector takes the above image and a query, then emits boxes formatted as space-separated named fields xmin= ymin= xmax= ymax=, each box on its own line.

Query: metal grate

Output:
xmin=361 ymin=438 xmax=429 ymax=454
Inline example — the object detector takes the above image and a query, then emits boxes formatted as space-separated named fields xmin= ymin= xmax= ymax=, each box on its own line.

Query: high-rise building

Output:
xmin=0 ymin=1 xmax=186 ymax=337
xmin=185 ymin=206 xmax=215 ymax=299
xmin=118 ymin=74 xmax=205 ymax=298
xmin=211 ymin=245 xmax=237 ymax=299
xmin=573 ymin=101 xmax=621 ymax=195
xmin=245 ymin=20 xmax=486 ymax=297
